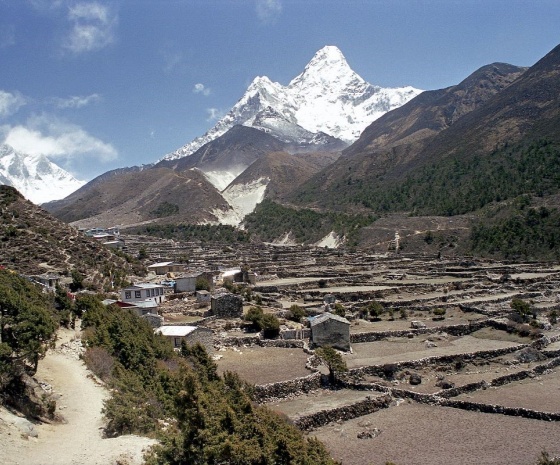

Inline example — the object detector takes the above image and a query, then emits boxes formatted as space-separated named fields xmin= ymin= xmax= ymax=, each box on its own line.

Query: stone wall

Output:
xmin=347 ymin=343 xmax=528 ymax=378
xmin=439 ymin=399 xmax=560 ymax=421
xmin=217 ymin=334 xmax=306 ymax=349
xmin=293 ymin=394 xmax=392 ymax=431
xmin=210 ymin=293 xmax=243 ymax=318
xmin=349 ymin=320 xmax=488 ymax=344
xmin=185 ymin=328 xmax=214 ymax=354
xmin=253 ymin=372 xmax=322 ymax=403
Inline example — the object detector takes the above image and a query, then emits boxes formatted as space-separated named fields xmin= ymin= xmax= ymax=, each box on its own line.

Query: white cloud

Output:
xmin=193 ymin=83 xmax=211 ymax=96
xmin=206 ymin=108 xmax=224 ymax=122
xmin=52 ymin=93 xmax=101 ymax=109
xmin=161 ymin=46 xmax=184 ymax=74
xmin=64 ymin=2 xmax=117 ymax=54
xmin=0 ymin=90 xmax=26 ymax=118
xmin=1 ymin=114 xmax=117 ymax=163
xmin=256 ymin=0 xmax=282 ymax=24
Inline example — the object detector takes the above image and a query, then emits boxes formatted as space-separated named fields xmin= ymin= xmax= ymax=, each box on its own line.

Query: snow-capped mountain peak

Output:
xmin=0 ymin=144 xmax=85 ymax=204
xmin=288 ymin=45 xmax=367 ymax=94
xmin=163 ymin=45 xmax=423 ymax=161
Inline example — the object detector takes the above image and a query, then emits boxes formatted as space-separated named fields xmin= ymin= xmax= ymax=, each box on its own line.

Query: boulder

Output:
xmin=409 ymin=373 xmax=422 ymax=385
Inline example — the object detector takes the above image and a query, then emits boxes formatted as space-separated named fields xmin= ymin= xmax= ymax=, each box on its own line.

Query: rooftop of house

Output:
xmin=123 ymin=283 xmax=165 ymax=290
xmin=310 ymin=312 xmax=350 ymax=327
xmin=155 ymin=326 xmax=198 ymax=337
xmin=148 ymin=261 xmax=175 ymax=268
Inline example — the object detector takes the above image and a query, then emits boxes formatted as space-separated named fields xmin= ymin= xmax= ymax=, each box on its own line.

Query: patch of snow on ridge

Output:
xmin=267 ymin=231 xmax=296 ymax=246
xmin=206 ymin=207 xmax=242 ymax=227
xmin=198 ymin=168 xmax=244 ymax=191
xmin=222 ymin=177 xmax=269 ymax=221
xmin=315 ymin=231 xmax=343 ymax=248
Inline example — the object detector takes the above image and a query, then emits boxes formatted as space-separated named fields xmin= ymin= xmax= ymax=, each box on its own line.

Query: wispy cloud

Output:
xmin=161 ymin=46 xmax=184 ymax=74
xmin=0 ymin=90 xmax=27 ymax=118
xmin=64 ymin=2 xmax=117 ymax=54
xmin=206 ymin=108 xmax=224 ymax=122
xmin=256 ymin=0 xmax=282 ymax=25
xmin=0 ymin=24 xmax=15 ymax=49
xmin=51 ymin=93 xmax=101 ymax=109
xmin=193 ymin=83 xmax=211 ymax=96
xmin=1 ymin=114 xmax=117 ymax=163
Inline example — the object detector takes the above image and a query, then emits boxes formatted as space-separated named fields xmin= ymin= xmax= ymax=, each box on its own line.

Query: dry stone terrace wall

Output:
xmin=346 ymin=343 xmax=529 ymax=378
xmin=253 ymin=372 xmax=322 ymax=403
xmin=349 ymin=320 xmax=489 ymax=343
xmin=293 ymin=394 xmax=393 ymax=432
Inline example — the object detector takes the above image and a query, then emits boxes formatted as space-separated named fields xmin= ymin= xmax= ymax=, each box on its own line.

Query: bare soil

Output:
xmin=346 ymin=334 xmax=523 ymax=368
xmin=457 ymin=368 xmax=560 ymax=412
xmin=312 ymin=402 xmax=560 ymax=465
xmin=216 ymin=346 xmax=312 ymax=385
xmin=0 ymin=327 xmax=156 ymax=465
xmin=267 ymin=390 xmax=383 ymax=418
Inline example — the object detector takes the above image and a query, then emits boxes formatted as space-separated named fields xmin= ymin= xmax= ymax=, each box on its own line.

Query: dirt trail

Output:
xmin=0 ymin=327 xmax=156 ymax=465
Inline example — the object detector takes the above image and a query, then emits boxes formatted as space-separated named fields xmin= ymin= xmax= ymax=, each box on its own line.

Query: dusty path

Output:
xmin=0 ymin=327 xmax=156 ymax=465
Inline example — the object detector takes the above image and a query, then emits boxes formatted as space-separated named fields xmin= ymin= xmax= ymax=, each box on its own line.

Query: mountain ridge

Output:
xmin=163 ymin=45 xmax=422 ymax=161
xmin=0 ymin=144 xmax=85 ymax=204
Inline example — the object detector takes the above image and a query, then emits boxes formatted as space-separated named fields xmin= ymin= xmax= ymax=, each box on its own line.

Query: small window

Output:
xmin=134 ymin=290 xmax=141 ymax=299
xmin=125 ymin=291 xmax=131 ymax=299
xmin=174 ymin=337 xmax=181 ymax=348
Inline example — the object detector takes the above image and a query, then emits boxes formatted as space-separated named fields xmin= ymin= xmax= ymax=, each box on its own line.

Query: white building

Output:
xmin=120 ymin=283 xmax=166 ymax=305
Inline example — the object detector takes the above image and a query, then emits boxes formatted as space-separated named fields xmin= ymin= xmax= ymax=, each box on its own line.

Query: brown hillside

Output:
xmin=0 ymin=186 xmax=141 ymax=288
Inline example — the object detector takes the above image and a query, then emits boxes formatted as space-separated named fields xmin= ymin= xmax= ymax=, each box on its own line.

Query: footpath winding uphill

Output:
xmin=0 ymin=327 xmax=156 ymax=465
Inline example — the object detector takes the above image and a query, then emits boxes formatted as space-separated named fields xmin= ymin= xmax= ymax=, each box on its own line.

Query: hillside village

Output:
xmin=7 ymin=218 xmax=560 ymax=464
xmin=2 ymin=35 xmax=560 ymax=465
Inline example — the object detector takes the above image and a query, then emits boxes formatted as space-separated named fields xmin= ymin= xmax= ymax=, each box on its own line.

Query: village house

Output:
xmin=147 ymin=261 xmax=185 ymax=276
xmin=120 ymin=283 xmax=166 ymax=305
xmin=310 ymin=313 xmax=351 ymax=351
xmin=104 ymin=297 xmax=160 ymax=319
xmin=175 ymin=271 xmax=214 ymax=293
xmin=196 ymin=290 xmax=211 ymax=303
xmin=155 ymin=325 xmax=214 ymax=352
xmin=28 ymin=272 xmax=60 ymax=291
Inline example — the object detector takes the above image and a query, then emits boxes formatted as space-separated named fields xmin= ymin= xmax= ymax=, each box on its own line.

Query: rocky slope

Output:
xmin=0 ymin=185 xmax=140 ymax=286
xmin=289 ymin=60 xmax=531 ymax=209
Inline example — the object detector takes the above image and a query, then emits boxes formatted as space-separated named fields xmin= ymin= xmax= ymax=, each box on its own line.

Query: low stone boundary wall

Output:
xmin=439 ymin=399 xmax=560 ymax=422
xmin=293 ymin=394 xmax=392 ymax=432
xmin=218 ymin=335 xmax=307 ymax=349
xmin=347 ymin=344 xmax=528 ymax=378
xmin=350 ymin=320 xmax=488 ymax=343
xmin=254 ymin=372 xmax=322 ymax=403
xmin=218 ymin=335 xmax=261 ymax=347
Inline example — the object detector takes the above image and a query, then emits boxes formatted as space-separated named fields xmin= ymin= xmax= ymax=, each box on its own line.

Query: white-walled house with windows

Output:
xmin=120 ymin=283 xmax=166 ymax=305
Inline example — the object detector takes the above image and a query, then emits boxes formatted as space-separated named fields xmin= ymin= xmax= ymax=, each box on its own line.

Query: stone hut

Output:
xmin=210 ymin=292 xmax=243 ymax=318
xmin=155 ymin=325 xmax=214 ymax=353
xmin=196 ymin=290 xmax=211 ymax=303
xmin=310 ymin=313 xmax=351 ymax=351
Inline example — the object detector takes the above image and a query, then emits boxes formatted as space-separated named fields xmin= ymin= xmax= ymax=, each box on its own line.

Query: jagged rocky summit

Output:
xmin=163 ymin=45 xmax=423 ymax=161
xmin=0 ymin=144 xmax=85 ymax=204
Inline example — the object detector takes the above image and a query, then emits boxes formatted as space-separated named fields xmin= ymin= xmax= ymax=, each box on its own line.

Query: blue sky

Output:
xmin=0 ymin=0 xmax=559 ymax=181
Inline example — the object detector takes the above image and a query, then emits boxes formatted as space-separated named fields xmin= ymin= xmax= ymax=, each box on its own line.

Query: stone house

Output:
xmin=147 ymin=261 xmax=185 ymax=276
xmin=310 ymin=313 xmax=351 ymax=351
xmin=155 ymin=325 xmax=214 ymax=353
xmin=120 ymin=283 xmax=166 ymax=305
xmin=210 ymin=292 xmax=243 ymax=318
xmin=196 ymin=290 xmax=211 ymax=303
